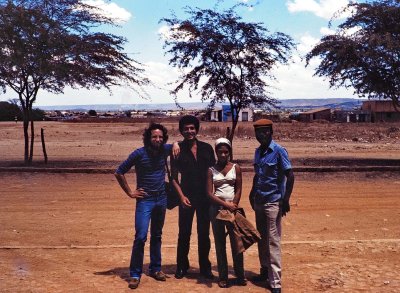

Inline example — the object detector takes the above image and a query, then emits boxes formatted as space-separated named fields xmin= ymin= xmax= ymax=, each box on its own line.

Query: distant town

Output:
xmin=40 ymin=99 xmax=399 ymax=123
xmin=1 ymin=98 xmax=399 ymax=123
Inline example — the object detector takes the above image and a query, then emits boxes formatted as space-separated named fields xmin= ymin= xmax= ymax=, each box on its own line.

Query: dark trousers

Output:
xmin=210 ymin=205 xmax=245 ymax=281
xmin=176 ymin=203 xmax=211 ymax=273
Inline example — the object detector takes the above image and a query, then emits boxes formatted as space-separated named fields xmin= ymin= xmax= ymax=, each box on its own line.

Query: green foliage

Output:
xmin=31 ymin=108 xmax=45 ymax=121
xmin=0 ymin=0 xmax=149 ymax=163
xmin=0 ymin=101 xmax=45 ymax=121
xmin=88 ymin=109 xmax=97 ymax=117
xmin=161 ymin=6 xmax=294 ymax=143
xmin=0 ymin=101 xmax=22 ymax=121
xmin=306 ymin=0 xmax=400 ymax=109
xmin=0 ymin=0 xmax=149 ymax=97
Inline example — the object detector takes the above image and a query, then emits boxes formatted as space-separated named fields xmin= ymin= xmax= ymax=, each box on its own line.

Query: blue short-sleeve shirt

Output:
xmin=115 ymin=144 xmax=172 ymax=194
xmin=253 ymin=140 xmax=292 ymax=203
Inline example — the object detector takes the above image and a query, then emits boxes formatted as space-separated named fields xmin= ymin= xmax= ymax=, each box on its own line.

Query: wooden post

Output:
xmin=41 ymin=128 xmax=48 ymax=164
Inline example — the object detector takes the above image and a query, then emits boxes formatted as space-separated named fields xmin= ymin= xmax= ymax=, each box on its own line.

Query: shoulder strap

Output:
xmin=229 ymin=163 xmax=236 ymax=175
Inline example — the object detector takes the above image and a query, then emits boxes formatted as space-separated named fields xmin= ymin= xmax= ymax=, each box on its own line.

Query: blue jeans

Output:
xmin=130 ymin=194 xmax=167 ymax=278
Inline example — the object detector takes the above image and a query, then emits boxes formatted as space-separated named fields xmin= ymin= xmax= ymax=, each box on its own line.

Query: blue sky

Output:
xmin=1 ymin=0 xmax=360 ymax=106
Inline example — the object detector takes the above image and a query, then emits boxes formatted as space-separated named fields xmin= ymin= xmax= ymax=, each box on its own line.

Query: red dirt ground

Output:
xmin=0 ymin=121 xmax=399 ymax=292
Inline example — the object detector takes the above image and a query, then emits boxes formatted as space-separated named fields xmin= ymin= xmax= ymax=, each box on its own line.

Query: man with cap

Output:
xmin=171 ymin=115 xmax=216 ymax=280
xmin=250 ymin=119 xmax=295 ymax=293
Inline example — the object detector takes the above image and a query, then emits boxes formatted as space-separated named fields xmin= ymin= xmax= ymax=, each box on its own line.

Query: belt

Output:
xmin=145 ymin=190 xmax=166 ymax=196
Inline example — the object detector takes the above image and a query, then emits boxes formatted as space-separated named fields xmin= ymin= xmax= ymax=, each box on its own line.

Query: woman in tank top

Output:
xmin=206 ymin=137 xmax=246 ymax=288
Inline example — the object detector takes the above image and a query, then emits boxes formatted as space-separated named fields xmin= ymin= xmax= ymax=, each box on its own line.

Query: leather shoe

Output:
xmin=128 ymin=277 xmax=140 ymax=289
xmin=174 ymin=268 xmax=187 ymax=279
xmin=218 ymin=280 xmax=229 ymax=288
xmin=236 ymin=278 xmax=247 ymax=286
xmin=270 ymin=288 xmax=281 ymax=293
xmin=150 ymin=271 xmax=167 ymax=281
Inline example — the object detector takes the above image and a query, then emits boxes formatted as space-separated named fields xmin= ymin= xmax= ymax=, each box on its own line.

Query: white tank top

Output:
xmin=210 ymin=164 xmax=236 ymax=201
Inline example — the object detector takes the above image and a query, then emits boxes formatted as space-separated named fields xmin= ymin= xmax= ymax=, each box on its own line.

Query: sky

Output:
xmin=1 ymin=0 xmax=361 ymax=106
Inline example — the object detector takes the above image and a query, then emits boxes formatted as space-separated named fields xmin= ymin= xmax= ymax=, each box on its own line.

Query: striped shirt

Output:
xmin=116 ymin=144 xmax=172 ymax=194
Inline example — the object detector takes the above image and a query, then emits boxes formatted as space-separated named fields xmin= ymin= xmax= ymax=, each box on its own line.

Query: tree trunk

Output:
xmin=228 ymin=115 xmax=239 ymax=160
xmin=20 ymin=94 xmax=33 ymax=165
xmin=23 ymin=114 xmax=29 ymax=164
xmin=226 ymin=101 xmax=241 ymax=161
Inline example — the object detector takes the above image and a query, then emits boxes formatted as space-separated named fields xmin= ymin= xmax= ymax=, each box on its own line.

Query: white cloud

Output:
xmin=319 ymin=25 xmax=361 ymax=37
xmin=297 ymin=33 xmax=320 ymax=54
xmin=144 ymin=61 xmax=206 ymax=103
xmin=158 ymin=25 xmax=173 ymax=40
xmin=270 ymin=57 xmax=356 ymax=99
xmin=82 ymin=0 xmax=132 ymax=23
xmin=342 ymin=26 xmax=361 ymax=36
xmin=320 ymin=26 xmax=335 ymax=35
xmin=157 ymin=24 xmax=195 ymax=43
xmin=145 ymin=61 xmax=179 ymax=86
xmin=238 ymin=0 xmax=255 ymax=11
xmin=264 ymin=31 xmax=357 ymax=100
xmin=21 ymin=56 xmax=357 ymax=106
xmin=286 ymin=0 xmax=350 ymax=19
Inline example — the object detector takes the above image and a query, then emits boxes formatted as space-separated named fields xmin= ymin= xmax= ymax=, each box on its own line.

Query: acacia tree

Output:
xmin=0 ymin=0 xmax=149 ymax=164
xmin=306 ymin=0 xmax=400 ymax=110
xmin=161 ymin=6 xmax=294 ymax=154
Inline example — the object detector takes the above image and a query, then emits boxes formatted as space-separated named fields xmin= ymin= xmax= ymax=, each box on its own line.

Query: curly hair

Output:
xmin=143 ymin=123 xmax=169 ymax=148
xmin=179 ymin=115 xmax=200 ymax=133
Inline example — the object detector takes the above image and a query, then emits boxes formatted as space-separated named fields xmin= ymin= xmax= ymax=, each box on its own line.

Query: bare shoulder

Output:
xmin=234 ymin=163 xmax=241 ymax=172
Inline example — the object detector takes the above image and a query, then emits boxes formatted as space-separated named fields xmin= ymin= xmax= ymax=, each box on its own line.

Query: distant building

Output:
xmin=210 ymin=105 xmax=253 ymax=122
xmin=333 ymin=110 xmax=372 ymax=122
xmin=361 ymin=100 xmax=400 ymax=122
xmin=253 ymin=112 xmax=282 ymax=122
xmin=293 ymin=107 xmax=331 ymax=122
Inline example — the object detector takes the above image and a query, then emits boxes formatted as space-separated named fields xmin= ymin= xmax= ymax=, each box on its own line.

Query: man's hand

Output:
xmin=280 ymin=199 xmax=290 ymax=216
xmin=129 ymin=188 xmax=146 ymax=199
xmin=172 ymin=142 xmax=180 ymax=159
xmin=180 ymin=196 xmax=192 ymax=208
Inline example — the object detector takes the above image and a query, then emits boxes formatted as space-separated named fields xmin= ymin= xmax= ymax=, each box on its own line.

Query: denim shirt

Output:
xmin=253 ymin=140 xmax=292 ymax=203
xmin=116 ymin=144 xmax=172 ymax=194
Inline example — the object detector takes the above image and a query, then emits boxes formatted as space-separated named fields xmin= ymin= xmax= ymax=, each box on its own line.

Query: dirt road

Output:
xmin=1 ymin=171 xmax=399 ymax=292
xmin=0 ymin=121 xmax=399 ymax=292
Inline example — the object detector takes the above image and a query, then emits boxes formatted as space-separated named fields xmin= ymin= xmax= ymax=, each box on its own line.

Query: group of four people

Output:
xmin=114 ymin=115 xmax=294 ymax=293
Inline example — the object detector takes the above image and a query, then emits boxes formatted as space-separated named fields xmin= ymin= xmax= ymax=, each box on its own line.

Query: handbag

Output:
xmin=165 ymin=157 xmax=180 ymax=210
